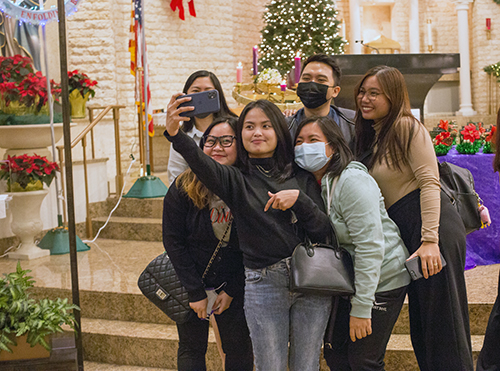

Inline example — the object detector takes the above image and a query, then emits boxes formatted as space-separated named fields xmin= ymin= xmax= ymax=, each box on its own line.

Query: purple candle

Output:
xmin=294 ymin=52 xmax=301 ymax=85
xmin=253 ymin=46 xmax=258 ymax=76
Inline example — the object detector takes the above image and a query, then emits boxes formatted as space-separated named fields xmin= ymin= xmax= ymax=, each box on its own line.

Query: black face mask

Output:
xmin=296 ymin=81 xmax=331 ymax=109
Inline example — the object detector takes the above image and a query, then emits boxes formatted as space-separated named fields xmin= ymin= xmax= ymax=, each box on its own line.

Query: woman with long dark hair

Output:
xmin=476 ymin=107 xmax=500 ymax=371
xmin=354 ymin=65 xmax=473 ymax=371
xmin=163 ymin=117 xmax=253 ymax=371
xmin=294 ymin=116 xmax=410 ymax=370
xmin=167 ymin=70 xmax=237 ymax=184
xmin=164 ymin=98 xmax=332 ymax=371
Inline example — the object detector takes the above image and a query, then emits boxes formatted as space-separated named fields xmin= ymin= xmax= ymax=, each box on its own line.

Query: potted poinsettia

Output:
xmin=456 ymin=123 xmax=483 ymax=154
xmin=483 ymin=126 xmax=497 ymax=154
xmin=0 ymin=55 xmax=61 ymax=126
xmin=0 ymin=262 xmax=79 ymax=360
xmin=0 ymin=154 xmax=59 ymax=192
xmin=0 ymin=154 xmax=59 ymax=259
xmin=434 ymin=131 xmax=453 ymax=156
xmin=67 ymin=70 xmax=98 ymax=118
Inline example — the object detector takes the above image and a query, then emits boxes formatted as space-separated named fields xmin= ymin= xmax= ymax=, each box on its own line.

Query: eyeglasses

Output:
xmin=357 ymin=89 xmax=383 ymax=102
xmin=202 ymin=135 xmax=236 ymax=148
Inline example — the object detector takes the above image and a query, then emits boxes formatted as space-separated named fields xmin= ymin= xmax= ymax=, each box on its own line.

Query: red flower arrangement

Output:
xmin=483 ymin=126 xmax=497 ymax=154
xmin=0 ymin=55 xmax=61 ymax=116
xmin=0 ymin=154 xmax=59 ymax=192
xmin=68 ymin=70 xmax=98 ymax=99
xmin=460 ymin=123 xmax=481 ymax=142
xmin=457 ymin=123 xmax=483 ymax=154
xmin=433 ymin=131 xmax=453 ymax=156
xmin=435 ymin=131 xmax=452 ymax=146
xmin=438 ymin=119 xmax=449 ymax=131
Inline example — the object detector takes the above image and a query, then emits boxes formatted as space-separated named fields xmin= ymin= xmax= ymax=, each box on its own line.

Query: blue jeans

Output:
xmin=244 ymin=257 xmax=332 ymax=371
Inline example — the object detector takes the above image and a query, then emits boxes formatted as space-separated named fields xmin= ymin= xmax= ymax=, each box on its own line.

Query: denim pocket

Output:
xmin=245 ymin=269 xmax=263 ymax=284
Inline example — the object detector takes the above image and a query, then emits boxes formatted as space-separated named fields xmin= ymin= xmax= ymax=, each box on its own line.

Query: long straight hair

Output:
xmin=494 ymin=107 xmax=500 ymax=173
xmin=295 ymin=116 xmax=354 ymax=179
xmin=237 ymin=100 xmax=294 ymax=182
xmin=181 ymin=70 xmax=237 ymax=133
xmin=176 ymin=116 xmax=238 ymax=209
xmin=355 ymin=65 xmax=420 ymax=171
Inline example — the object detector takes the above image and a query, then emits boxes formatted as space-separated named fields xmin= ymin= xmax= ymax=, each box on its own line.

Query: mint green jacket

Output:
xmin=321 ymin=161 xmax=411 ymax=318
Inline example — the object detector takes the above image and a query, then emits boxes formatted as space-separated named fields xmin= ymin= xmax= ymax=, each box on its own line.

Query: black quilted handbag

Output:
xmin=138 ymin=217 xmax=233 ymax=323
xmin=138 ymin=253 xmax=194 ymax=323
xmin=438 ymin=161 xmax=482 ymax=234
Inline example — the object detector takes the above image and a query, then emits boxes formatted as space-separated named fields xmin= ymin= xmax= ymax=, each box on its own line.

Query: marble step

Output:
xmin=85 ymin=362 xmax=175 ymax=371
xmin=32 ymin=287 xmax=175 ymax=326
xmin=31 ymin=286 xmax=492 ymax=336
xmin=92 ymin=216 xmax=162 ymax=241
xmin=80 ymin=318 xmax=483 ymax=371
xmin=81 ymin=318 xmax=220 ymax=370
xmin=94 ymin=197 xmax=165 ymax=219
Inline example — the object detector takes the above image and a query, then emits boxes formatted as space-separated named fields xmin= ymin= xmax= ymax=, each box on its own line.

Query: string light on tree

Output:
xmin=259 ymin=0 xmax=345 ymax=75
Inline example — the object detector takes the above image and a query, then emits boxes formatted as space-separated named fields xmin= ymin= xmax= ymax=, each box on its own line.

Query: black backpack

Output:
xmin=438 ymin=161 xmax=482 ymax=234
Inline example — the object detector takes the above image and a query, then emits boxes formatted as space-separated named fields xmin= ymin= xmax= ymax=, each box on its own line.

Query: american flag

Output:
xmin=129 ymin=0 xmax=154 ymax=137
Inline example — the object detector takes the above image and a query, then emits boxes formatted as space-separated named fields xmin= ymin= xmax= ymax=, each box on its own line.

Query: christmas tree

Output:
xmin=259 ymin=0 xmax=346 ymax=75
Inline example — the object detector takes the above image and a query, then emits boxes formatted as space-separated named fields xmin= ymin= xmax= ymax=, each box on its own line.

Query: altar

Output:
xmin=438 ymin=148 xmax=500 ymax=270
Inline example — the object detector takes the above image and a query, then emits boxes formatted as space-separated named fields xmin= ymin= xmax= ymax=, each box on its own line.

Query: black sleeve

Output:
xmin=162 ymin=182 xmax=206 ymax=302
xmin=291 ymin=170 xmax=331 ymax=243
xmin=164 ymin=129 xmax=242 ymax=209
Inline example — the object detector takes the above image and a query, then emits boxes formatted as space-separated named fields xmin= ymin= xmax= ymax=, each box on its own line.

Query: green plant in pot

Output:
xmin=0 ymin=55 xmax=62 ymax=125
xmin=0 ymin=262 xmax=79 ymax=355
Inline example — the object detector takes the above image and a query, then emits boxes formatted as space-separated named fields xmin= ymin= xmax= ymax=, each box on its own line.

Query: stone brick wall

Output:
xmin=60 ymin=0 xmax=267 ymax=189
xmin=47 ymin=0 xmax=499 ymax=190
xmin=331 ymin=0 xmax=499 ymax=119
xmin=470 ymin=0 xmax=500 ymax=115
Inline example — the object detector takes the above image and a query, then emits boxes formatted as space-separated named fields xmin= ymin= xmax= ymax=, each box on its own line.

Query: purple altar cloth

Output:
xmin=439 ymin=148 xmax=500 ymax=270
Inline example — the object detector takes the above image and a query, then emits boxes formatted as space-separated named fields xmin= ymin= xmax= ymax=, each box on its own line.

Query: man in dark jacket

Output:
xmin=287 ymin=54 xmax=355 ymax=150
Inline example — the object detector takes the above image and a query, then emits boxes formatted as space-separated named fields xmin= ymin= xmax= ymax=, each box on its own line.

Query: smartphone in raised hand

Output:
xmin=177 ymin=89 xmax=220 ymax=118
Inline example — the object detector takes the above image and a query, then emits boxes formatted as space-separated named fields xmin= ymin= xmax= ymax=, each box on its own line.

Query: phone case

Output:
xmin=177 ymin=89 xmax=220 ymax=118
xmin=404 ymin=253 xmax=447 ymax=281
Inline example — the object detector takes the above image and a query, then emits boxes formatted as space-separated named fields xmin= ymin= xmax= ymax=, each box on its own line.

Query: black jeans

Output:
xmin=176 ymin=293 xmax=253 ymax=371
xmin=477 ymin=271 xmax=500 ymax=371
xmin=323 ymin=286 xmax=407 ymax=371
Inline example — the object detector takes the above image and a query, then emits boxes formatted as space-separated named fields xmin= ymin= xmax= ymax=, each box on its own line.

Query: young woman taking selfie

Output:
xmin=164 ymin=98 xmax=332 ymax=371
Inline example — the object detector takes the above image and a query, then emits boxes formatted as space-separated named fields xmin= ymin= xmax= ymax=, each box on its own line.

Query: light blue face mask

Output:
xmin=294 ymin=142 xmax=332 ymax=173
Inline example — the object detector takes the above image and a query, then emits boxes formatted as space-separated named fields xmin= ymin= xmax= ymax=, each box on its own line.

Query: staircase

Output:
xmin=23 ymin=195 xmax=496 ymax=370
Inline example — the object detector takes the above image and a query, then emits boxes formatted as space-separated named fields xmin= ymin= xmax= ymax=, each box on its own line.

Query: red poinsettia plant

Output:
xmin=0 ymin=55 xmax=61 ymax=116
xmin=460 ymin=123 xmax=481 ymax=142
xmin=433 ymin=131 xmax=453 ymax=156
xmin=483 ymin=126 xmax=497 ymax=154
xmin=68 ymin=70 xmax=98 ymax=99
xmin=0 ymin=154 xmax=59 ymax=192
xmin=457 ymin=123 xmax=483 ymax=154
xmin=438 ymin=119 xmax=449 ymax=131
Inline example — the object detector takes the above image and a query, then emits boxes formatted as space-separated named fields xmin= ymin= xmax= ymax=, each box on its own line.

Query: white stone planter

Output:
xmin=0 ymin=123 xmax=65 ymax=160
xmin=7 ymin=189 xmax=50 ymax=260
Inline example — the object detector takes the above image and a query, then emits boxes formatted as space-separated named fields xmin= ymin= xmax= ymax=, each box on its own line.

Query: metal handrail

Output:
xmin=57 ymin=104 xmax=126 ymax=238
